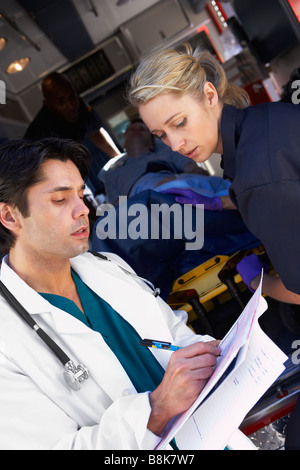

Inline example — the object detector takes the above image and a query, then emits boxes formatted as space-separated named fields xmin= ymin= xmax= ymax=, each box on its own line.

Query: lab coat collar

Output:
xmin=1 ymin=255 xmax=94 ymax=337
xmin=0 ymin=255 xmax=55 ymax=314
xmin=70 ymin=252 xmax=174 ymax=345
xmin=0 ymin=256 xmax=134 ymax=400
xmin=0 ymin=253 xmax=173 ymax=348
xmin=0 ymin=253 xmax=176 ymax=400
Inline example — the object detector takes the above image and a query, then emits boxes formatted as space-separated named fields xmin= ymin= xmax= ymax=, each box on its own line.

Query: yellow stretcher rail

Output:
xmin=168 ymin=245 xmax=266 ymax=333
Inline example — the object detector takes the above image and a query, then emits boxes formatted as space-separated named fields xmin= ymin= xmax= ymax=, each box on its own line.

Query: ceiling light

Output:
xmin=0 ymin=37 xmax=6 ymax=51
xmin=6 ymin=57 xmax=30 ymax=74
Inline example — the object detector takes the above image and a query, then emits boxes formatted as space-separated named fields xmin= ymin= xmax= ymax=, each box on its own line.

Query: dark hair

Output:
xmin=0 ymin=137 xmax=90 ymax=253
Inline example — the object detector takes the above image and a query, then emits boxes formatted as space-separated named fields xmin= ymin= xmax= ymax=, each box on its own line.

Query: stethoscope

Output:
xmin=0 ymin=251 xmax=160 ymax=391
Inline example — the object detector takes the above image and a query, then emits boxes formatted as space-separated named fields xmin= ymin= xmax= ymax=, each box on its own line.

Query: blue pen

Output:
xmin=140 ymin=338 xmax=182 ymax=351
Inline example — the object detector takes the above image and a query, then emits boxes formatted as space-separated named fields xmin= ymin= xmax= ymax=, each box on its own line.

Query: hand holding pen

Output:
xmin=146 ymin=339 xmax=221 ymax=437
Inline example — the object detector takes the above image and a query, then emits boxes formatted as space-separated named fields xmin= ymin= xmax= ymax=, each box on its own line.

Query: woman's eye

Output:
xmin=157 ymin=132 xmax=166 ymax=140
xmin=176 ymin=118 xmax=186 ymax=128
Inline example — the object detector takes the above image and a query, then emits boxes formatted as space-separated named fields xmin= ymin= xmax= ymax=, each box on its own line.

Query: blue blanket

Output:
xmin=92 ymin=190 xmax=260 ymax=300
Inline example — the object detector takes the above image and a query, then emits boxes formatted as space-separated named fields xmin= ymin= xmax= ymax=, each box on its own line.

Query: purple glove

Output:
xmin=161 ymin=188 xmax=223 ymax=211
xmin=236 ymin=254 xmax=268 ymax=292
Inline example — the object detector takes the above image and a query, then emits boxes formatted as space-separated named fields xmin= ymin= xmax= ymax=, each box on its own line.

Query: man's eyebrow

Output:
xmin=47 ymin=183 xmax=86 ymax=193
xmin=150 ymin=112 xmax=181 ymax=133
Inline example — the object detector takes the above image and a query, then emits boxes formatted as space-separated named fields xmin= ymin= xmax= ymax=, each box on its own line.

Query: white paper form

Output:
xmin=156 ymin=275 xmax=288 ymax=450
xmin=174 ymin=322 xmax=287 ymax=449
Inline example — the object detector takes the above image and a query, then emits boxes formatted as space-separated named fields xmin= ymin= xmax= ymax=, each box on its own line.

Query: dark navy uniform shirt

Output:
xmin=221 ymin=102 xmax=300 ymax=294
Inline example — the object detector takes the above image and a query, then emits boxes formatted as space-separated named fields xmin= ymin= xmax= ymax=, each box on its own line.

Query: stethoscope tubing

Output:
xmin=0 ymin=280 xmax=70 ymax=366
xmin=0 ymin=251 xmax=160 ymax=389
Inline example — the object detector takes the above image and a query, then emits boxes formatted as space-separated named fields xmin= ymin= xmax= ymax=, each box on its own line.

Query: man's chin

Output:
xmin=63 ymin=113 xmax=78 ymax=123
xmin=70 ymin=241 xmax=89 ymax=258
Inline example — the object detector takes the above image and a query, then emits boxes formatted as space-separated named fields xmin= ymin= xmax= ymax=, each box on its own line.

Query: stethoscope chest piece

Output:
xmin=63 ymin=361 xmax=89 ymax=391
xmin=0 ymin=253 xmax=160 ymax=393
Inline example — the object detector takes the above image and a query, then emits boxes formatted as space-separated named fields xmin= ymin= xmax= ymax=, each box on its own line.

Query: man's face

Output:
xmin=15 ymin=159 xmax=90 ymax=263
xmin=123 ymin=121 xmax=153 ymax=150
xmin=44 ymin=83 xmax=79 ymax=123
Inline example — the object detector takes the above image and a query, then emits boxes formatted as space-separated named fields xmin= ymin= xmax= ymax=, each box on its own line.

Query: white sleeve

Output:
xmin=0 ymin=355 xmax=160 ymax=450
xmin=52 ymin=393 xmax=161 ymax=450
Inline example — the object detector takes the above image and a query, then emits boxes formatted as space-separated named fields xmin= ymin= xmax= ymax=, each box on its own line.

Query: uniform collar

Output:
xmin=220 ymin=104 xmax=240 ymax=180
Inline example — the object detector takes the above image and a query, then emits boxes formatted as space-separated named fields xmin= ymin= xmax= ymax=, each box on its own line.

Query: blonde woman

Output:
xmin=128 ymin=44 xmax=300 ymax=307
xmin=128 ymin=44 xmax=300 ymax=451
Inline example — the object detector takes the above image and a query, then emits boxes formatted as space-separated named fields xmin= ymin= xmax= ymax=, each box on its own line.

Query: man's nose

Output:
xmin=67 ymin=100 xmax=77 ymax=111
xmin=73 ymin=196 xmax=89 ymax=218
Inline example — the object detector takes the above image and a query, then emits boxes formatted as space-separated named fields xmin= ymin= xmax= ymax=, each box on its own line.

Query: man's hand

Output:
xmin=148 ymin=340 xmax=220 ymax=436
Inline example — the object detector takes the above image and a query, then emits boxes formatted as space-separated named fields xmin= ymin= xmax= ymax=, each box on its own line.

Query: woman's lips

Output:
xmin=185 ymin=147 xmax=199 ymax=159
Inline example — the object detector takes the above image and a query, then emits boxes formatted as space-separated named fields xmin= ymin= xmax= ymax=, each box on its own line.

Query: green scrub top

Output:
xmin=40 ymin=269 xmax=178 ymax=450
xmin=39 ymin=269 xmax=165 ymax=393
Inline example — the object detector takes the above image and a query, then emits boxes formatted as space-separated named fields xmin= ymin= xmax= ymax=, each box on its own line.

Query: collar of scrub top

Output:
xmin=0 ymin=255 xmax=91 ymax=391
xmin=0 ymin=252 xmax=161 ymax=390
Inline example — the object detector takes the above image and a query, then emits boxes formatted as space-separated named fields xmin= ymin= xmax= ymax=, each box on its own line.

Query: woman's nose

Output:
xmin=169 ymin=135 xmax=185 ymax=153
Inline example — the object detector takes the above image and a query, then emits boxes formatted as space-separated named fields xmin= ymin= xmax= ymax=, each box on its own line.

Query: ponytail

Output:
xmin=128 ymin=43 xmax=250 ymax=109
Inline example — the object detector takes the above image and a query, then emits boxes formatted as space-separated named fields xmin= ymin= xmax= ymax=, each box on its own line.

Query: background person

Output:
xmin=24 ymin=72 xmax=120 ymax=194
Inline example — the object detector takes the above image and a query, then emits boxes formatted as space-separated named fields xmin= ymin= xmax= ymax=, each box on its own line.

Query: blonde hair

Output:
xmin=128 ymin=43 xmax=250 ymax=109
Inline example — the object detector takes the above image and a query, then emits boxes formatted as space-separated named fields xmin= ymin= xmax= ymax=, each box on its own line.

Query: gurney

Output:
xmin=168 ymin=245 xmax=266 ymax=336
xmin=168 ymin=247 xmax=300 ymax=450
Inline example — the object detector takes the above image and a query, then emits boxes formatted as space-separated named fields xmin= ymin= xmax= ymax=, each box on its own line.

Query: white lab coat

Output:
xmin=0 ymin=251 xmax=211 ymax=450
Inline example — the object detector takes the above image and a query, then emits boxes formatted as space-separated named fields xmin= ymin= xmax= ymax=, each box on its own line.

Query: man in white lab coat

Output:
xmin=0 ymin=137 xmax=219 ymax=450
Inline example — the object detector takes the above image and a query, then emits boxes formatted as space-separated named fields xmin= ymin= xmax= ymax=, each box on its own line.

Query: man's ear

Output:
xmin=0 ymin=203 xmax=21 ymax=232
